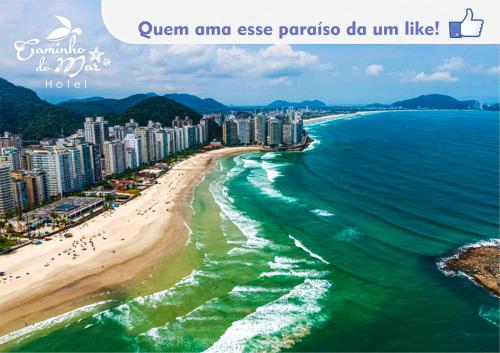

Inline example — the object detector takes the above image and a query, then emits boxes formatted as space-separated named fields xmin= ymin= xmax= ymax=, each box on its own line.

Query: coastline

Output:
xmin=438 ymin=239 xmax=500 ymax=297
xmin=0 ymin=146 xmax=263 ymax=339
xmin=303 ymin=110 xmax=388 ymax=124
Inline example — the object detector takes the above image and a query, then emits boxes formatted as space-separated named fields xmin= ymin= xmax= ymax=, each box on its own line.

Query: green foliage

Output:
xmin=118 ymin=96 xmax=202 ymax=126
xmin=0 ymin=78 xmax=84 ymax=139
xmin=0 ymin=235 xmax=15 ymax=249
xmin=59 ymin=94 xmax=155 ymax=115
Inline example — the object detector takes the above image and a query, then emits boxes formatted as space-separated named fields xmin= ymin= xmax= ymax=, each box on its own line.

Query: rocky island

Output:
xmin=439 ymin=240 xmax=500 ymax=296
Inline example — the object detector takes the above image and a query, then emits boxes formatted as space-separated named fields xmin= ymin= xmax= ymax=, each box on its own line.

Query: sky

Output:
xmin=0 ymin=0 xmax=499 ymax=105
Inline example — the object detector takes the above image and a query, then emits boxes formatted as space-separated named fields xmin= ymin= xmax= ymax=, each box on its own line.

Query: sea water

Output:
xmin=2 ymin=110 xmax=499 ymax=352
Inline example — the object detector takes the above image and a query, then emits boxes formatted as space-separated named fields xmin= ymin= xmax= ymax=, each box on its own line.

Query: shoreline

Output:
xmin=0 ymin=146 xmax=263 ymax=340
xmin=438 ymin=239 xmax=500 ymax=297
xmin=303 ymin=110 xmax=388 ymax=124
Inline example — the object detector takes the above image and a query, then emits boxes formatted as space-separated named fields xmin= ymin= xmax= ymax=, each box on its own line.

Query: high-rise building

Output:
xmin=13 ymin=170 xmax=49 ymax=207
xmin=135 ymin=127 xmax=155 ymax=164
xmin=124 ymin=147 xmax=138 ymax=170
xmin=123 ymin=134 xmax=142 ymax=167
xmin=236 ymin=118 xmax=251 ymax=145
xmin=0 ymin=164 xmax=15 ymax=216
xmin=84 ymin=117 xmax=109 ymax=152
xmin=254 ymin=113 xmax=267 ymax=145
xmin=155 ymin=131 xmax=169 ymax=161
xmin=12 ymin=179 xmax=29 ymax=212
xmin=90 ymin=144 xmax=102 ymax=183
xmin=30 ymin=148 xmax=76 ymax=196
xmin=103 ymin=140 xmax=126 ymax=176
xmin=267 ymin=119 xmax=283 ymax=146
xmin=69 ymin=147 xmax=84 ymax=192
xmin=223 ymin=119 xmax=238 ymax=145
xmin=282 ymin=121 xmax=293 ymax=145
xmin=0 ymin=147 xmax=21 ymax=171
xmin=76 ymin=143 xmax=95 ymax=186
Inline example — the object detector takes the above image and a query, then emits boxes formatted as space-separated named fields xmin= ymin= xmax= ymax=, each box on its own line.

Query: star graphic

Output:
xmin=88 ymin=47 xmax=104 ymax=63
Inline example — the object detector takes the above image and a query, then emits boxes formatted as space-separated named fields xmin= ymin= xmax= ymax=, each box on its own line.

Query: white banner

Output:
xmin=101 ymin=0 xmax=500 ymax=44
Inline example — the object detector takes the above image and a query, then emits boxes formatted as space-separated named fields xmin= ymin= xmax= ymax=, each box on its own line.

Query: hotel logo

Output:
xmin=13 ymin=15 xmax=111 ymax=89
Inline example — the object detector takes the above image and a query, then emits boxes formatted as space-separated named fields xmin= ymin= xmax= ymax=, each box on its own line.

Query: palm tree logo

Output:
xmin=46 ymin=15 xmax=82 ymax=41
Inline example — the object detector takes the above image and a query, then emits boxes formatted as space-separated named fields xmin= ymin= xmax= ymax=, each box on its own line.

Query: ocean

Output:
xmin=2 ymin=110 xmax=499 ymax=352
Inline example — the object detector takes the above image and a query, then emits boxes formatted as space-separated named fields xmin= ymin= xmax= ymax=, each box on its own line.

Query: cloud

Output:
xmin=437 ymin=57 xmax=464 ymax=71
xmin=407 ymin=71 xmax=459 ymax=83
xmin=352 ymin=65 xmax=361 ymax=75
xmin=365 ymin=64 xmax=383 ymax=76
xmin=471 ymin=64 xmax=500 ymax=76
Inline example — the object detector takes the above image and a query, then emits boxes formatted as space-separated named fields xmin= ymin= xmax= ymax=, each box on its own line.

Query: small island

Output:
xmin=439 ymin=241 xmax=500 ymax=296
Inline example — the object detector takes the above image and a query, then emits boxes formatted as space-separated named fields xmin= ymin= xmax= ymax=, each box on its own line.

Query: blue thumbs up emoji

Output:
xmin=449 ymin=9 xmax=484 ymax=38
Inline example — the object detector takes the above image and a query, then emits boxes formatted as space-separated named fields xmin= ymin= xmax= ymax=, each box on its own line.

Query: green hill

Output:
xmin=165 ymin=93 xmax=227 ymax=113
xmin=118 ymin=96 xmax=202 ymax=127
xmin=59 ymin=93 xmax=156 ymax=116
xmin=0 ymin=78 xmax=83 ymax=139
xmin=391 ymin=94 xmax=478 ymax=109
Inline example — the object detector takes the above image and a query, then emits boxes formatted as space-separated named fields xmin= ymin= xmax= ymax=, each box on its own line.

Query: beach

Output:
xmin=303 ymin=111 xmax=390 ymax=126
xmin=0 ymin=146 xmax=262 ymax=337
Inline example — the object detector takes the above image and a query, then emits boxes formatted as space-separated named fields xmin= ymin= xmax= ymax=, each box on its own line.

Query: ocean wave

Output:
xmin=203 ymin=279 xmax=331 ymax=353
xmin=479 ymin=306 xmax=500 ymax=327
xmin=311 ymin=208 xmax=335 ymax=217
xmin=334 ymin=227 xmax=361 ymax=242
xmin=303 ymin=135 xmax=320 ymax=152
xmin=0 ymin=300 xmax=111 ymax=346
xmin=261 ymin=152 xmax=278 ymax=160
xmin=259 ymin=269 xmax=329 ymax=279
xmin=289 ymin=234 xmax=330 ymax=265
xmin=247 ymin=173 xmax=296 ymax=203
xmin=210 ymin=177 xmax=271 ymax=249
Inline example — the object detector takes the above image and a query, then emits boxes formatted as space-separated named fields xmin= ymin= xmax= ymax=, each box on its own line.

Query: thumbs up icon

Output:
xmin=449 ymin=9 xmax=484 ymax=38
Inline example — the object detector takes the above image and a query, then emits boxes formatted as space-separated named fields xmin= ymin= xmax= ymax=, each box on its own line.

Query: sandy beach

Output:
xmin=304 ymin=110 xmax=388 ymax=124
xmin=0 ymin=146 xmax=262 ymax=337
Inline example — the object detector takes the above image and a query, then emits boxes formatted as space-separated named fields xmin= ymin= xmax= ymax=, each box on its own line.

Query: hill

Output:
xmin=267 ymin=99 xmax=326 ymax=109
xmin=165 ymin=93 xmax=227 ymax=113
xmin=118 ymin=96 xmax=202 ymax=127
xmin=59 ymin=93 xmax=156 ymax=116
xmin=391 ymin=94 xmax=478 ymax=109
xmin=0 ymin=78 xmax=83 ymax=139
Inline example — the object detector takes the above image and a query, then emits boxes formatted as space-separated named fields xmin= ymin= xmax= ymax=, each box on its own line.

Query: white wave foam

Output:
xmin=303 ymin=135 xmax=320 ymax=152
xmin=259 ymin=269 xmax=328 ymax=279
xmin=479 ymin=306 xmax=500 ymax=327
xmin=311 ymin=209 xmax=335 ymax=217
xmin=261 ymin=161 xmax=283 ymax=182
xmin=261 ymin=152 xmax=278 ymax=160
xmin=247 ymin=173 xmax=296 ymax=203
xmin=0 ymin=300 xmax=111 ymax=346
xmin=210 ymin=175 xmax=271 ymax=250
xmin=242 ymin=158 xmax=261 ymax=169
xmin=289 ymin=234 xmax=330 ymax=265
xmin=203 ymin=279 xmax=331 ymax=353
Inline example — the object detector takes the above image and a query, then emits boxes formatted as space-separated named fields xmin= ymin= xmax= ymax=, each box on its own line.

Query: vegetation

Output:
xmin=0 ymin=78 xmax=83 ymax=139
xmin=391 ymin=94 xmax=478 ymax=109
xmin=0 ymin=235 xmax=15 ymax=249
xmin=0 ymin=78 xmax=206 ymax=139
xmin=164 ymin=93 xmax=227 ymax=113
xmin=118 ymin=96 xmax=202 ymax=126
xmin=59 ymin=93 xmax=155 ymax=116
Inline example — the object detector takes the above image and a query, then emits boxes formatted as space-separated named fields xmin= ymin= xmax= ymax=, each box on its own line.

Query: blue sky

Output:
xmin=0 ymin=0 xmax=499 ymax=105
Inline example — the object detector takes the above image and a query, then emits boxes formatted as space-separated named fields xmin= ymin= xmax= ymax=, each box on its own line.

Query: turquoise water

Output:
xmin=2 ymin=110 xmax=499 ymax=352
